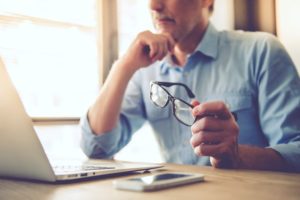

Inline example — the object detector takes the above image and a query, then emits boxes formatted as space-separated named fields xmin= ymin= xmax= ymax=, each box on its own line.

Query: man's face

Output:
xmin=149 ymin=0 xmax=211 ymax=41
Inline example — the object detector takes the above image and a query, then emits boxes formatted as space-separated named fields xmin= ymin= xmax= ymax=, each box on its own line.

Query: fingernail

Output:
xmin=192 ymin=108 xmax=198 ymax=115
xmin=195 ymin=107 xmax=201 ymax=114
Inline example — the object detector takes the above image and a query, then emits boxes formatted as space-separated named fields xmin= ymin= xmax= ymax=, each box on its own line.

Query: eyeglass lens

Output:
xmin=150 ymin=83 xmax=169 ymax=107
xmin=174 ymin=99 xmax=195 ymax=126
xmin=151 ymin=83 xmax=195 ymax=126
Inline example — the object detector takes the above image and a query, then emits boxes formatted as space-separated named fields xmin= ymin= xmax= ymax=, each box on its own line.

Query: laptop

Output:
xmin=0 ymin=59 xmax=162 ymax=182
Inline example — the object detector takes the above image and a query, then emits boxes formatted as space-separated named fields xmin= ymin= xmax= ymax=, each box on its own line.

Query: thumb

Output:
xmin=190 ymin=99 xmax=200 ymax=107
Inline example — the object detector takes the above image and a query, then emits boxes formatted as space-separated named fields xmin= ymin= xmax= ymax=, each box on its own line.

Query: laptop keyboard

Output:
xmin=53 ymin=165 xmax=115 ymax=173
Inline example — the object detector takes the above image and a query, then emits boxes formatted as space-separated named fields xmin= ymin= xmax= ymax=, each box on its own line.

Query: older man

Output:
xmin=81 ymin=0 xmax=300 ymax=172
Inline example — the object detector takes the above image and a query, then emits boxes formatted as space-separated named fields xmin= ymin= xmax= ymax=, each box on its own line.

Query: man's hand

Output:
xmin=190 ymin=101 xmax=240 ymax=168
xmin=121 ymin=31 xmax=175 ymax=72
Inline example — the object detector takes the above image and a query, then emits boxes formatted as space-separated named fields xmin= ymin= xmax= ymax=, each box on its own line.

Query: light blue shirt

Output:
xmin=80 ymin=23 xmax=300 ymax=172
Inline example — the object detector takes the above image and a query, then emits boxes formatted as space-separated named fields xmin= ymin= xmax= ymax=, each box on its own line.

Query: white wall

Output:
xmin=276 ymin=0 xmax=300 ymax=74
xmin=210 ymin=0 xmax=235 ymax=30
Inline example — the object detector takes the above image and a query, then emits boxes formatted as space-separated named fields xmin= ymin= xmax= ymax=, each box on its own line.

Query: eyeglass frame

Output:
xmin=150 ymin=81 xmax=238 ymax=126
xmin=150 ymin=81 xmax=196 ymax=126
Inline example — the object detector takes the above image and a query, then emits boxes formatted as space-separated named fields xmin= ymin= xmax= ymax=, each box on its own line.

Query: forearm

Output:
xmin=88 ymin=31 xmax=175 ymax=135
xmin=238 ymin=145 xmax=287 ymax=171
xmin=88 ymin=59 xmax=136 ymax=134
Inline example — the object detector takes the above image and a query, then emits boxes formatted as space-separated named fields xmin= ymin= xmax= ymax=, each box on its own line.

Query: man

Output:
xmin=81 ymin=0 xmax=300 ymax=172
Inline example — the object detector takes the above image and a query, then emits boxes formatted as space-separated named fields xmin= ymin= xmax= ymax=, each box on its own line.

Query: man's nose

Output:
xmin=149 ymin=0 xmax=164 ymax=12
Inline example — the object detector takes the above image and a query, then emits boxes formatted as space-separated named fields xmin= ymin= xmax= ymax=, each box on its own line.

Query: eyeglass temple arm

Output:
xmin=154 ymin=81 xmax=195 ymax=98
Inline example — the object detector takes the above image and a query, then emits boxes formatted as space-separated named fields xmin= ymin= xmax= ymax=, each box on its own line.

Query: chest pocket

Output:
xmin=146 ymin=103 xmax=171 ymax=122
xmin=203 ymin=93 xmax=252 ymax=113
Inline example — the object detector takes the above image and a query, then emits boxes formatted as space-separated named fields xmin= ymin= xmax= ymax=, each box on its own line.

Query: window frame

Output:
xmin=96 ymin=0 xmax=118 ymax=86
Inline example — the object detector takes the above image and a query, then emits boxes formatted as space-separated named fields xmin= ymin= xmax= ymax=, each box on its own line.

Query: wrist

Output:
xmin=113 ymin=58 xmax=138 ymax=77
xmin=237 ymin=145 xmax=287 ymax=171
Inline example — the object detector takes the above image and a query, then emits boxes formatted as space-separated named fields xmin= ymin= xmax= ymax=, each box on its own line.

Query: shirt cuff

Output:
xmin=80 ymin=113 xmax=122 ymax=158
xmin=270 ymin=142 xmax=300 ymax=172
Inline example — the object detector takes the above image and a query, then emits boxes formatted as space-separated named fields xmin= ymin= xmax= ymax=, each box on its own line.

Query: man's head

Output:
xmin=149 ymin=0 xmax=214 ymax=42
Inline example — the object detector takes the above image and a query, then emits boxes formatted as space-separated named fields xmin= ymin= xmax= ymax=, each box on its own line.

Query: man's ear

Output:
xmin=201 ymin=0 xmax=214 ymax=16
xmin=202 ymin=0 xmax=214 ymax=10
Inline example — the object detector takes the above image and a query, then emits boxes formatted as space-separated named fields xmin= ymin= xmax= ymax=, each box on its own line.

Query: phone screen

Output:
xmin=128 ymin=173 xmax=191 ymax=185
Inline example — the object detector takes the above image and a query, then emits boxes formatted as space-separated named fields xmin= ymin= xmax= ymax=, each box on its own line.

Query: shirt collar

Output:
xmin=195 ymin=22 xmax=219 ymax=59
xmin=160 ymin=22 xmax=219 ymax=74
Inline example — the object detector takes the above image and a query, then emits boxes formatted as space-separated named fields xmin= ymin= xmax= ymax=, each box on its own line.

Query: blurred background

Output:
xmin=0 ymin=0 xmax=299 ymax=163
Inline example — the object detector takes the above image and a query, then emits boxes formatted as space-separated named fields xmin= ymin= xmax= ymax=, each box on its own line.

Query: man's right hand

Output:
xmin=88 ymin=31 xmax=175 ymax=135
xmin=121 ymin=31 xmax=176 ymax=72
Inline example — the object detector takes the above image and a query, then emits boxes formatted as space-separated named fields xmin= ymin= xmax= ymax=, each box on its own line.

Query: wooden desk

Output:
xmin=0 ymin=163 xmax=299 ymax=200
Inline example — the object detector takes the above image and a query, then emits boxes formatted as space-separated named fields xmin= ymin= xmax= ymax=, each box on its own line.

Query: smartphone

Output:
xmin=113 ymin=172 xmax=204 ymax=192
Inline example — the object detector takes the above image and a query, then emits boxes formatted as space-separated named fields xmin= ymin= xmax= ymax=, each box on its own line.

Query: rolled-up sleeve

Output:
xmin=80 ymin=72 xmax=147 ymax=158
xmin=80 ymin=114 xmax=123 ymax=158
xmin=271 ymin=142 xmax=300 ymax=171
xmin=257 ymin=35 xmax=300 ymax=172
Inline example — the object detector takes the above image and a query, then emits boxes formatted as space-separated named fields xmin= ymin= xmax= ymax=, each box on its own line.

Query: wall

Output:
xmin=276 ymin=0 xmax=300 ymax=74
xmin=210 ymin=0 xmax=234 ymax=30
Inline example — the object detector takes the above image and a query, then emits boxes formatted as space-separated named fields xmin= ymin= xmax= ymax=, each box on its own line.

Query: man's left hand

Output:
xmin=190 ymin=101 xmax=240 ymax=168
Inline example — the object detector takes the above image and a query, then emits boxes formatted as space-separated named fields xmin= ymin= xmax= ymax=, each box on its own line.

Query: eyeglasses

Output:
xmin=150 ymin=81 xmax=238 ymax=126
xmin=150 ymin=81 xmax=196 ymax=126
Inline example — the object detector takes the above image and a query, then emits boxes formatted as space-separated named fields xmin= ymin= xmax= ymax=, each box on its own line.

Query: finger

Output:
xmin=194 ymin=143 xmax=226 ymax=157
xmin=149 ymin=42 xmax=158 ymax=59
xmin=191 ymin=116 xmax=225 ymax=133
xmin=190 ymin=99 xmax=200 ymax=107
xmin=190 ymin=131 xmax=225 ymax=147
xmin=155 ymin=41 xmax=168 ymax=61
xmin=161 ymin=41 xmax=169 ymax=59
xmin=159 ymin=34 xmax=173 ymax=59
xmin=150 ymin=43 xmax=162 ymax=61
xmin=161 ymin=33 xmax=176 ymax=52
xmin=151 ymin=35 xmax=170 ymax=61
xmin=192 ymin=101 xmax=232 ymax=120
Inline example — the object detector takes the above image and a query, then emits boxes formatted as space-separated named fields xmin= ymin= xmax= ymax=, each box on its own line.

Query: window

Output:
xmin=0 ymin=0 xmax=99 ymax=119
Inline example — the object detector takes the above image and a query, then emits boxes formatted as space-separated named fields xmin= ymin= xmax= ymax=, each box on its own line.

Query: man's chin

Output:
xmin=156 ymin=29 xmax=178 ymax=41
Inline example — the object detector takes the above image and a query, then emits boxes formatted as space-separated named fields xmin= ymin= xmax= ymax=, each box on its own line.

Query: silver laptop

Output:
xmin=0 ymin=59 xmax=162 ymax=182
